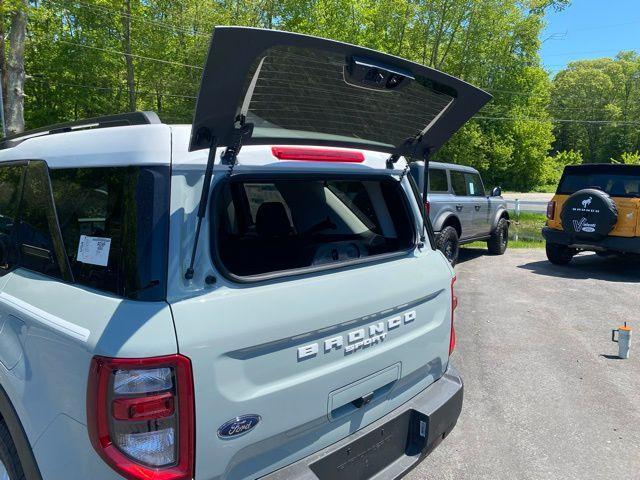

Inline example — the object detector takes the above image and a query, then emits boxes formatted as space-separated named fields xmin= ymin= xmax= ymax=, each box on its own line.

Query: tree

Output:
xmin=550 ymin=53 xmax=640 ymax=163
xmin=1 ymin=0 xmax=28 ymax=134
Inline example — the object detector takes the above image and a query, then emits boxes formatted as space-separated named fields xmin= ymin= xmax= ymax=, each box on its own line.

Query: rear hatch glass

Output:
xmin=558 ymin=165 xmax=640 ymax=197
xmin=212 ymin=175 xmax=415 ymax=279
xmin=191 ymin=27 xmax=492 ymax=156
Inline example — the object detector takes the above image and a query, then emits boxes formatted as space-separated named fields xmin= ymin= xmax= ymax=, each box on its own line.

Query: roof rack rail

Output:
xmin=0 ymin=111 xmax=161 ymax=150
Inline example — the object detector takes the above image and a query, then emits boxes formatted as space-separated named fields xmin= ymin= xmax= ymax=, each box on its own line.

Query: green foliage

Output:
xmin=5 ymin=0 xmax=577 ymax=191
xmin=550 ymin=53 xmax=640 ymax=164
xmin=612 ymin=151 xmax=640 ymax=165
xmin=538 ymin=149 xmax=582 ymax=190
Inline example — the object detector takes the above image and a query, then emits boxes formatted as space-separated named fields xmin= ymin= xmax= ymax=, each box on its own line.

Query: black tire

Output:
xmin=545 ymin=242 xmax=575 ymax=265
xmin=437 ymin=226 xmax=460 ymax=266
xmin=487 ymin=217 xmax=509 ymax=255
xmin=0 ymin=420 xmax=25 ymax=480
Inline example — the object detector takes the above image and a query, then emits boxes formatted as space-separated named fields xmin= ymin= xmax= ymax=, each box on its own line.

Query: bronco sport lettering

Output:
xmin=297 ymin=311 xmax=417 ymax=360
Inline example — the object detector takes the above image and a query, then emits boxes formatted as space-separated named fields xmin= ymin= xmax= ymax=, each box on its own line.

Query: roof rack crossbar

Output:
xmin=0 ymin=111 xmax=161 ymax=150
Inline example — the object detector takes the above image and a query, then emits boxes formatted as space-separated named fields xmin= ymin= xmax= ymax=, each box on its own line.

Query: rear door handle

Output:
xmin=456 ymin=204 xmax=463 ymax=211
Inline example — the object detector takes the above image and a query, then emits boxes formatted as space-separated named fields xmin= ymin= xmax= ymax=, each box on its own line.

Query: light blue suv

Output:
xmin=0 ymin=28 xmax=490 ymax=480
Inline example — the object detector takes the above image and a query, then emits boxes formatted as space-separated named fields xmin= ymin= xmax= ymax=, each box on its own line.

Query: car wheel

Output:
xmin=487 ymin=218 xmax=509 ymax=255
xmin=545 ymin=242 xmax=575 ymax=265
xmin=0 ymin=420 xmax=25 ymax=480
xmin=437 ymin=226 xmax=460 ymax=266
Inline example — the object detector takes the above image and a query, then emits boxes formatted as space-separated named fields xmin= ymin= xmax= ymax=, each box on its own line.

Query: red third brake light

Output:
xmin=546 ymin=201 xmax=556 ymax=220
xmin=271 ymin=146 xmax=365 ymax=163
xmin=450 ymin=276 xmax=458 ymax=355
xmin=87 ymin=354 xmax=194 ymax=480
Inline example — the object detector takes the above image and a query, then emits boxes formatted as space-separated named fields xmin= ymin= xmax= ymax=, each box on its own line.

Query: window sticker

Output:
xmin=77 ymin=235 xmax=111 ymax=267
xmin=468 ymin=182 xmax=475 ymax=195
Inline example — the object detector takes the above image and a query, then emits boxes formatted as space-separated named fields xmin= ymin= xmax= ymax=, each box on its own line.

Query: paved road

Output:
xmin=503 ymin=192 xmax=553 ymax=214
xmin=503 ymin=192 xmax=554 ymax=203
xmin=408 ymin=249 xmax=640 ymax=480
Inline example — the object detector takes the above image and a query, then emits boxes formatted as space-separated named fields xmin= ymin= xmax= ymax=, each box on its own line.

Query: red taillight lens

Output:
xmin=546 ymin=201 xmax=556 ymax=220
xmin=271 ymin=146 xmax=365 ymax=163
xmin=87 ymin=355 xmax=194 ymax=480
xmin=450 ymin=276 xmax=458 ymax=355
xmin=425 ymin=200 xmax=431 ymax=216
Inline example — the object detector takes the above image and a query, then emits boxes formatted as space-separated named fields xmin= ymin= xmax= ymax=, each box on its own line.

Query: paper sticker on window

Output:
xmin=77 ymin=235 xmax=111 ymax=266
xmin=468 ymin=182 xmax=475 ymax=195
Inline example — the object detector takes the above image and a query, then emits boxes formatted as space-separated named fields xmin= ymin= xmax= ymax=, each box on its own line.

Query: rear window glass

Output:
xmin=213 ymin=176 xmax=415 ymax=279
xmin=558 ymin=172 xmax=640 ymax=197
xmin=49 ymin=166 xmax=170 ymax=301
xmin=243 ymin=45 xmax=455 ymax=149
xmin=429 ymin=169 xmax=448 ymax=192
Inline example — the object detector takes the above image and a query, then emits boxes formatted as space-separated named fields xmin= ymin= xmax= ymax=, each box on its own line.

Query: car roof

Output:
xmin=0 ymin=122 xmax=409 ymax=172
xmin=413 ymin=160 xmax=479 ymax=174
xmin=563 ymin=163 xmax=640 ymax=176
xmin=0 ymin=123 xmax=172 ymax=169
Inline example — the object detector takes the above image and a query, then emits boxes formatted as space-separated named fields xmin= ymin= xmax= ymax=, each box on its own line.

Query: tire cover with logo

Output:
xmin=560 ymin=188 xmax=617 ymax=241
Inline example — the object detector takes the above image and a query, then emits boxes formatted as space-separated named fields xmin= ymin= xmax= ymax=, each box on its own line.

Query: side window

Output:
xmin=428 ymin=169 xmax=448 ymax=193
xmin=0 ymin=164 xmax=25 ymax=274
xmin=465 ymin=173 xmax=485 ymax=197
xmin=450 ymin=171 xmax=467 ymax=196
xmin=18 ymin=161 xmax=66 ymax=279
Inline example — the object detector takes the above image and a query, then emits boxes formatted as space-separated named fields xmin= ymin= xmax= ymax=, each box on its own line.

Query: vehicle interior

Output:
xmin=213 ymin=176 xmax=416 ymax=277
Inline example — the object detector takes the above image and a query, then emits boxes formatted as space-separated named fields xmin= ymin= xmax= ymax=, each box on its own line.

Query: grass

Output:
xmin=462 ymin=211 xmax=547 ymax=250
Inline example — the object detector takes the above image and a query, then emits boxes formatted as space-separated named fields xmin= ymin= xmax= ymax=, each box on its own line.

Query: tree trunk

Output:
xmin=0 ymin=0 xmax=7 ymax=130
xmin=5 ymin=0 xmax=28 ymax=135
xmin=121 ymin=0 xmax=136 ymax=112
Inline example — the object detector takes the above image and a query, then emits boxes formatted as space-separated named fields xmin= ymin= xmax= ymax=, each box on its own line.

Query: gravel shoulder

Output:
xmin=408 ymin=248 xmax=640 ymax=480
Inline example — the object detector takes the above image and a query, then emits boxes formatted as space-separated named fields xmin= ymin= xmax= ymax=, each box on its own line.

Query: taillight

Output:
xmin=546 ymin=201 xmax=556 ymax=220
xmin=425 ymin=200 xmax=430 ymax=216
xmin=87 ymin=355 xmax=194 ymax=480
xmin=450 ymin=276 xmax=458 ymax=355
xmin=271 ymin=146 xmax=365 ymax=163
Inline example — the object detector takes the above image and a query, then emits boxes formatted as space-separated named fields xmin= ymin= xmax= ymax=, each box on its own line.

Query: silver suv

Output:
xmin=0 ymin=28 xmax=490 ymax=480
xmin=411 ymin=161 xmax=509 ymax=264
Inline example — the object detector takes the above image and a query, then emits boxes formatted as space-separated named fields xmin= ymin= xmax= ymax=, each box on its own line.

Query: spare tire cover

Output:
xmin=560 ymin=188 xmax=617 ymax=241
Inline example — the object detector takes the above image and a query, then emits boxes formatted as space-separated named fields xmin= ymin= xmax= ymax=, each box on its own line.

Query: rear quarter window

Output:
xmin=429 ymin=169 xmax=448 ymax=193
xmin=49 ymin=166 xmax=170 ymax=300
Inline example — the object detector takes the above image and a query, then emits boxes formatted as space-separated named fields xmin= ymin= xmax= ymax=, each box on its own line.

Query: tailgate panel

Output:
xmin=171 ymin=252 xmax=452 ymax=480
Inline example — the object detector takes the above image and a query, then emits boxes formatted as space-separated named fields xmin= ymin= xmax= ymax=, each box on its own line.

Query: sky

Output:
xmin=540 ymin=0 xmax=640 ymax=76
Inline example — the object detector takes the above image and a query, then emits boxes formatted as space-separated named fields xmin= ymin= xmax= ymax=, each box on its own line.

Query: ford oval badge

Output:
xmin=217 ymin=415 xmax=261 ymax=439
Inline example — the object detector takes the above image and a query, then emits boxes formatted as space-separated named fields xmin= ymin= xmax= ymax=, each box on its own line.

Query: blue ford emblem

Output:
xmin=217 ymin=415 xmax=261 ymax=438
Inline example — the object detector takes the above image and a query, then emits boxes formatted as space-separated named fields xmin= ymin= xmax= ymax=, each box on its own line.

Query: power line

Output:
xmin=57 ymin=39 xmax=203 ymax=70
xmin=474 ymin=115 xmax=640 ymax=126
xmin=544 ymin=48 xmax=639 ymax=58
xmin=46 ymin=0 xmax=211 ymax=38
xmin=26 ymin=77 xmax=197 ymax=99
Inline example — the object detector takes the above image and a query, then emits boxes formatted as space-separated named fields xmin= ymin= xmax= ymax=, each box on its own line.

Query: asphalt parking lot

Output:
xmin=408 ymin=248 xmax=640 ymax=480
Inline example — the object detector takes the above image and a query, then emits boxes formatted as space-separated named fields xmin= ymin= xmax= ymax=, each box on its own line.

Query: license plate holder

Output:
xmin=310 ymin=411 xmax=423 ymax=479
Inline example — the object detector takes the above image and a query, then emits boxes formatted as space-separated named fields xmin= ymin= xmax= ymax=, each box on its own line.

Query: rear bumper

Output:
xmin=261 ymin=364 xmax=463 ymax=480
xmin=542 ymin=227 xmax=640 ymax=254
